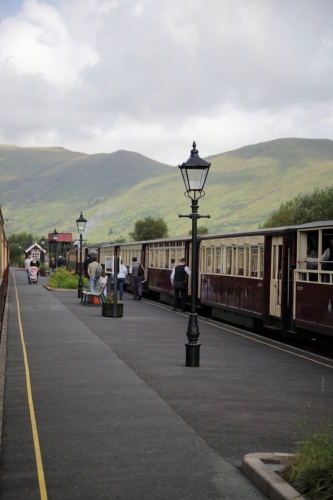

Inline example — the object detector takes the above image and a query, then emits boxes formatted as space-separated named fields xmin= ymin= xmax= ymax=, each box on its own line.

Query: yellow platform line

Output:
xmin=13 ymin=272 xmax=48 ymax=500
xmin=145 ymin=299 xmax=333 ymax=370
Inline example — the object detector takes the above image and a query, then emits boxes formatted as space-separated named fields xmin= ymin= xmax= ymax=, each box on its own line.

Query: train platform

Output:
xmin=1 ymin=268 xmax=333 ymax=499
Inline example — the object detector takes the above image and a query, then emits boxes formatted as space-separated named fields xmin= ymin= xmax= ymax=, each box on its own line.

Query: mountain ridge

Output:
xmin=1 ymin=138 xmax=332 ymax=241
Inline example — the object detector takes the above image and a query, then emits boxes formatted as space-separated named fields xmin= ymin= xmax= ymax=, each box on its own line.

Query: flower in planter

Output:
xmin=105 ymin=293 xmax=122 ymax=304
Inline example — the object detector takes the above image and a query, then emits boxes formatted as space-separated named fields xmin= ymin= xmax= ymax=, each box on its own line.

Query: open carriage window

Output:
xmin=251 ymin=247 xmax=258 ymax=277
xmin=216 ymin=247 xmax=221 ymax=274
xmin=206 ymin=248 xmax=212 ymax=273
xmin=260 ymin=246 xmax=264 ymax=278
xmin=226 ymin=247 xmax=232 ymax=275
xmin=297 ymin=229 xmax=319 ymax=282
xmin=238 ymin=247 xmax=244 ymax=276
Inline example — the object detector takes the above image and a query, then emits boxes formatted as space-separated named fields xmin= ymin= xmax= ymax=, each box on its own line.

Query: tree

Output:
xmin=129 ymin=216 xmax=168 ymax=241
xmin=259 ymin=187 xmax=333 ymax=228
xmin=188 ymin=226 xmax=209 ymax=236
xmin=8 ymin=232 xmax=36 ymax=266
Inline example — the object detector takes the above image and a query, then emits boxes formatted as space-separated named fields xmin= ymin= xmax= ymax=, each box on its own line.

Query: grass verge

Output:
xmin=48 ymin=268 xmax=90 ymax=289
xmin=282 ymin=423 xmax=333 ymax=500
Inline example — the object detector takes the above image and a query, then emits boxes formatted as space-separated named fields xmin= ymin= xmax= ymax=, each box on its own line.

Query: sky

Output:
xmin=0 ymin=0 xmax=332 ymax=165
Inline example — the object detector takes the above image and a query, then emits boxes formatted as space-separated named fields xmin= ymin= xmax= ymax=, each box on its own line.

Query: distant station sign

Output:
xmin=48 ymin=233 xmax=73 ymax=242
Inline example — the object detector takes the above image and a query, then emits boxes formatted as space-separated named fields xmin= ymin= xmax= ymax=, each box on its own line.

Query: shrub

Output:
xmin=282 ymin=423 xmax=333 ymax=500
xmin=48 ymin=268 xmax=89 ymax=289
xmin=105 ymin=293 xmax=122 ymax=304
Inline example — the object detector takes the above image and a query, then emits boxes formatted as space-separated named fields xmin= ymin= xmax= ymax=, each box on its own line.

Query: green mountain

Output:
xmin=1 ymin=138 xmax=333 ymax=242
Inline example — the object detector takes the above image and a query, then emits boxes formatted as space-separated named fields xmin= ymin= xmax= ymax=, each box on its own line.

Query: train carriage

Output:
xmin=198 ymin=231 xmax=266 ymax=329
xmin=66 ymin=220 xmax=333 ymax=347
xmin=294 ymin=221 xmax=333 ymax=346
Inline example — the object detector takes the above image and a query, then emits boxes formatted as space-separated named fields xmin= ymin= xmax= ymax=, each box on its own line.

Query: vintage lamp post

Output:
xmin=53 ymin=229 xmax=58 ymax=260
xmin=179 ymin=141 xmax=211 ymax=367
xmin=18 ymin=245 xmax=22 ymax=268
xmin=40 ymin=236 xmax=45 ymax=264
xmin=76 ymin=212 xmax=87 ymax=299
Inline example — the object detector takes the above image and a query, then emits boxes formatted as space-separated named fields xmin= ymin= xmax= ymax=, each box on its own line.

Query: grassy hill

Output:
xmin=1 ymin=138 xmax=333 ymax=242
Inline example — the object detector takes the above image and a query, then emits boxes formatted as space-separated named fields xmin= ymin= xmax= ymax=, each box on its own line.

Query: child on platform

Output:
xmin=98 ymin=270 xmax=108 ymax=296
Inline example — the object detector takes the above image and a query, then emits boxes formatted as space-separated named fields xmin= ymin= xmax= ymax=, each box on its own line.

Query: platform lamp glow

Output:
xmin=53 ymin=229 xmax=58 ymax=261
xmin=179 ymin=141 xmax=211 ymax=367
xmin=76 ymin=212 xmax=87 ymax=299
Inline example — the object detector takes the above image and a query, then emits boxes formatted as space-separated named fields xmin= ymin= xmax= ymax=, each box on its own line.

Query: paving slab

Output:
xmin=0 ymin=269 xmax=268 ymax=499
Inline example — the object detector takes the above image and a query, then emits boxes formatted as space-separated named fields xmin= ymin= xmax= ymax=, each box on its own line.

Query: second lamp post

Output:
xmin=76 ymin=212 xmax=87 ymax=299
xmin=179 ymin=141 xmax=211 ymax=367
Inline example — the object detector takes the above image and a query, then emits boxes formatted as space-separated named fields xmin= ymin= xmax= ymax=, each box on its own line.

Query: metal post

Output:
xmin=113 ymin=256 xmax=119 ymax=318
xmin=185 ymin=199 xmax=201 ymax=367
xmin=179 ymin=199 xmax=210 ymax=367
xmin=78 ymin=233 xmax=83 ymax=298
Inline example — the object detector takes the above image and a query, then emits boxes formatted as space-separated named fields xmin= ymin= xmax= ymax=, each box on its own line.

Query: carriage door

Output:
xmin=269 ymin=236 xmax=283 ymax=317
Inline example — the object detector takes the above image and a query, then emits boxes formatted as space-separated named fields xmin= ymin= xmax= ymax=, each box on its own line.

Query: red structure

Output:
xmin=48 ymin=233 xmax=72 ymax=243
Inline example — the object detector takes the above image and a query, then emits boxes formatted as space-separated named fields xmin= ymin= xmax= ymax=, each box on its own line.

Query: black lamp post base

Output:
xmin=78 ymin=276 xmax=83 ymax=299
xmin=185 ymin=341 xmax=201 ymax=367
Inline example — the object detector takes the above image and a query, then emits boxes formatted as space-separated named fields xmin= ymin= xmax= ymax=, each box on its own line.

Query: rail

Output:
xmin=0 ymin=265 xmax=9 ymax=337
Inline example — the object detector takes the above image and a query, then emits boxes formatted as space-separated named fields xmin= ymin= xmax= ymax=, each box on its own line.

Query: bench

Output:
xmin=81 ymin=282 xmax=107 ymax=306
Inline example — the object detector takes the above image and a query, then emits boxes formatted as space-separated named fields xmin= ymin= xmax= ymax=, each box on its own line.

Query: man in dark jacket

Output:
xmin=84 ymin=253 xmax=92 ymax=277
xmin=170 ymin=258 xmax=191 ymax=312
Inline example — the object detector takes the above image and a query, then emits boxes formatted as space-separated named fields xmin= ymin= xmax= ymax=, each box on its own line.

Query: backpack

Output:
xmin=95 ymin=263 xmax=102 ymax=279
xmin=138 ymin=264 xmax=144 ymax=277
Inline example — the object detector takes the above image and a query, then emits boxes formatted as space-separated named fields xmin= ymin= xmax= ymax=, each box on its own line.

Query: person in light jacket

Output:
xmin=117 ymin=261 xmax=128 ymax=300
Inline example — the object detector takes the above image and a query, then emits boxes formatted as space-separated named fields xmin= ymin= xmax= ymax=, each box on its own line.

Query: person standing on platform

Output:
xmin=129 ymin=257 xmax=144 ymax=301
xmin=87 ymin=255 xmax=99 ymax=291
xmin=117 ymin=260 xmax=128 ymax=301
xmin=50 ymin=257 xmax=56 ymax=273
xmin=25 ymin=253 xmax=32 ymax=284
xmin=98 ymin=270 xmax=108 ymax=297
xmin=84 ymin=253 xmax=92 ymax=278
xmin=170 ymin=258 xmax=191 ymax=312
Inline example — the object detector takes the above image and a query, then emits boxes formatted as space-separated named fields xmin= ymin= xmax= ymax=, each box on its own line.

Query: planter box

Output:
xmin=102 ymin=302 xmax=123 ymax=317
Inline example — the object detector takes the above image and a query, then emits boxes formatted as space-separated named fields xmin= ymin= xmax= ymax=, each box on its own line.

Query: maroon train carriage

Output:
xmin=66 ymin=221 xmax=333 ymax=348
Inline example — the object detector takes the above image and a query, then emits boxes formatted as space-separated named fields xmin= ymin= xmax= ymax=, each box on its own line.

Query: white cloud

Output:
xmin=0 ymin=0 xmax=98 ymax=89
xmin=0 ymin=0 xmax=332 ymax=161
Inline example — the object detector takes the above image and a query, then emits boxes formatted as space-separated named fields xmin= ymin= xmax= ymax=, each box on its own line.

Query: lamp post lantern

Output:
xmin=179 ymin=141 xmax=211 ymax=367
xmin=53 ymin=229 xmax=58 ymax=261
xmin=76 ymin=212 xmax=87 ymax=299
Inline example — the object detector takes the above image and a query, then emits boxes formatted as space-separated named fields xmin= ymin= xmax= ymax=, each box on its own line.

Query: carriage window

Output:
xmin=149 ymin=249 xmax=154 ymax=267
xmin=170 ymin=249 xmax=176 ymax=268
xmin=260 ymin=246 xmax=264 ymax=278
xmin=238 ymin=247 xmax=244 ymax=276
xmin=251 ymin=247 xmax=258 ymax=277
xmin=226 ymin=247 xmax=232 ymax=275
xmin=176 ymin=248 xmax=183 ymax=262
xmin=206 ymin=248 xmax=212 ymax=273
xmin=176 ymin=241 xmax=183 ymax=247
xmin=216 ymin=247 xmax=221 ymax=274
xmin=158 ymin=250 xmax=164 ymax=268
xmin=165 ymin=249 xmax=169 ymax=268
xmin=233 ymin=247 xmax=237 ymax=275
xmin=245 ymin=247 xmax=250 ymax=276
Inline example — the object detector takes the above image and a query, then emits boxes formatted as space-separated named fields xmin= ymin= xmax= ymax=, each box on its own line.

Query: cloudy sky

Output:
xmin=0 ymin=0 xmax=332 ymax=164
